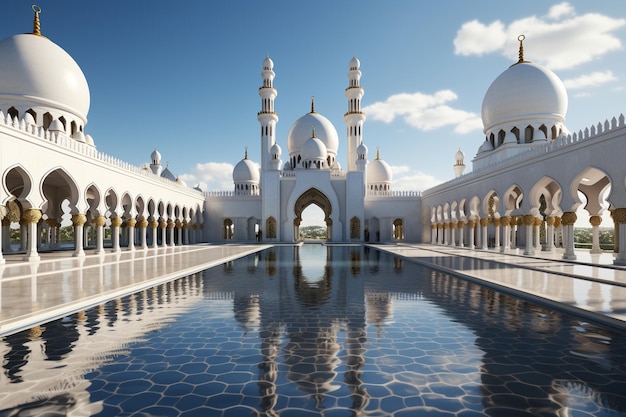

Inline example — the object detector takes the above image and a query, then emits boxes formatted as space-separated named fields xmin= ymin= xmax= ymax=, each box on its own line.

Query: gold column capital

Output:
xmin=479 ymin=218 xmax=488 ymax=227
xmin=22 ymin=208 xmax=42 ymax=225
xmin=561 ymin=211 xmax=577 ymax=226
xmin=138 ymin=219 xmax=148 ymax=229
xmin=612 ymin=208 xmax=626 ymax=224
xmin=126 ymin=218 xmax=137 ymax=228
xmin=94 ymin=216 xmax=106 ymax=227
xmin=111 ymin=217 xmax=122 ymax=227
xmin=71 ymin=213 xmax=87 ymax=227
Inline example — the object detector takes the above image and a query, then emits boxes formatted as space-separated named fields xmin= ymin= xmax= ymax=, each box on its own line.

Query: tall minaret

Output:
xmin=258 ymin=56 xmax=279 ymax=171
xmin=344 ymin=56 xmax=366 ymax=172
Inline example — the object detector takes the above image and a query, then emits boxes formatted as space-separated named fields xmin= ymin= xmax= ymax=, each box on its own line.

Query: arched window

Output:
xmin=266 ymin=216 xmax=276 ymax=239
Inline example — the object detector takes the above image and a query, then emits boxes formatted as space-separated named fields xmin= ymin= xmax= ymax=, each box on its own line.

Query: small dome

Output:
xmin=349 ymin=56 xmax=361 ymax=71
xmin=263 ymin=55 xmax=274 ymax=70
xmin=477 ymin=140 xmax=494 ymax=154
xmin=357 ymin=141 xmax=368 ymax=157
xmin=0 ymin=34 xmax=90 ymax=124
xmin=455 ymin=148 xmax=465 ymax=161
xmin=482 ymin=61 xmax=567 ymax=134
xmin=367 ymin=158 xmax=393 ymax=183
xmin=151 ymin=148 xmax=162 ymax=163
xmin=302 ymin=137 xmax=327 ymax=161
xmin=270 ymin=142 xmax=281 ymax=157
xmin=175 ymin=176 xmax=187 ymax=187
xmin=287 ymin=111 xmax=338 ymax=158
xmin=72 ymin=130 xmax=86 ymax=143
xmin=85 ymin=134 xmax=95 ymax=146
xmin=48 ymin=119 xmax=65 ymax=132
xmin=233 ymin=157 xmax=260 ymax=183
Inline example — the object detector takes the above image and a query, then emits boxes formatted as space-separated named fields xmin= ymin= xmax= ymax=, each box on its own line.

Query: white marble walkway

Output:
xmin=372 ymin=243 xmax=626 ymax=330
xmin=0 ymin=244 xmax=269 ymax=336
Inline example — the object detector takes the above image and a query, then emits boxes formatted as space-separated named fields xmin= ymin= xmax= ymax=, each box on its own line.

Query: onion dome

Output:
xmin=302 ymin=137 xmax=327 ymax=161
xmin=151 ymin=148 xmax=162 ymax=164
xmin=233 ymin=148 xmax=260 ymax=183
xmin=357 ymin=141 xmax=368 ymax=160
xmin=367 ymin=148 xmax=392 ymax=186
xmin=270 ymin=142 xmax=281 ymax=158
xmin=263 ymin=55 xmax=274 ymax=70
xmin=287 ymin=98 xmax=338 ymax=161
xmin=0 ymin=7 xmax=90 ymax=131
xmin=349 ymin=56 xmax=361 ymax=71
xmin=175 ymin=176 xmax=187 ymax=187
xmin=481 ymin=36 xmax=567 ymax=141
xmin=455 ymin=148 xmax=465 ymax=162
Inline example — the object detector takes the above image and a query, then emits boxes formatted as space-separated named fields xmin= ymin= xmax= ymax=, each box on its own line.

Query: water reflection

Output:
xmin=1 ymin=245 xmax=626 ymax=417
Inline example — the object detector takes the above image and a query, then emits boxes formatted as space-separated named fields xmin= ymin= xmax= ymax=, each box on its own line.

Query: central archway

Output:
xmin=294 ymin=188 xmax=332 ymax=241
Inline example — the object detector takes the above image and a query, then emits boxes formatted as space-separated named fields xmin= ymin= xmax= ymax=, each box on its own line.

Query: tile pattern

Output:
xmin=1 ymin=245 xmax=626 ymax=416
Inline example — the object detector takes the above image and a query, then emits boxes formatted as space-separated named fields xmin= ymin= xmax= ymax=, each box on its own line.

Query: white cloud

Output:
xmin=391 ymin=167 xmax=444 ymax=191
xmin=564 ymin=71 xmax=617 ymax=89
xmin=363 ymin=90 xmax=482 ymax=133
xmin=453 ymin=2 xmax=625 ymax=70
xmin=179 ymin=161 xmax=234 ymax=191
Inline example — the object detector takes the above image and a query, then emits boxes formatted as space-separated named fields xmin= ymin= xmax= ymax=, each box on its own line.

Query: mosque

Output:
xmin=1 ymin=8 xmax=626 ymax=264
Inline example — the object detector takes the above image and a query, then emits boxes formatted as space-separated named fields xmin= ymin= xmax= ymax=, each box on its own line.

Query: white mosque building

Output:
xmin=1 ymin=8 xmax=626 ymax=264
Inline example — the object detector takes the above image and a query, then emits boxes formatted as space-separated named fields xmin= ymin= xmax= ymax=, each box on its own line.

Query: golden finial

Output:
xmin=376 ymin=146 xmax=380 ymax=160
xmin=310 ymin=96 xmax=316 ymax=113
xmin=517 ymin=34 xmax=526 ymax=64
xmin=311 ymin=125 xmax=316 ymax=138
xmin=32 ymin=5 xmax=42 ymax=36
xmin=244 ymin=146 xmax=248 ymax=159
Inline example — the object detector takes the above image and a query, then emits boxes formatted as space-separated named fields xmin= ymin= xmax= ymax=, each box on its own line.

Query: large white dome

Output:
xmin=481 ymin=61 xmax=567 ymax=134
xmin=367 ymin=158 xmax=392 ymax=184
xmin=287 ymin=112 xmax=338 ymax=158
xmin=233 ymin=158 xmax=260 ymax=183
xmin=0 ymin=33 xmax=90 ymax=124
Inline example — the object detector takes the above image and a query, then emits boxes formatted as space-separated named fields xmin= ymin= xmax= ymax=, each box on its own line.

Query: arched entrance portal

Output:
xmin=294 ymin=188 xmax=332 ymax=241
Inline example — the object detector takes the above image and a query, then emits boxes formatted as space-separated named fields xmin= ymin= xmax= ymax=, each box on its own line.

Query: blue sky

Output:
xmin=2 ymin=1 xmax=626 ymax=196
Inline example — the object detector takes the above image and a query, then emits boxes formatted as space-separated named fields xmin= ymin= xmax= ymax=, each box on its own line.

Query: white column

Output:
xmin=544 ymin=216 xmax=555 ymax=251
xmin=72 ymin=213 xmax=87 ymax=257
xmin=561 ymin=212 xmax=577 ymax=260
xmin=21 ymin=210 xmax=42 ymax=261
xmin=127 ymin=218 xmax=136 ymax=251
xmin=160 ymin=221 xmax=168 ymax=247
xmin=493 ymin=218 xmax=500 ymax=251
xmin=430 ymin=224 xmax=436 ymax=244
xmin=589 ymin=215 xmax=603 ymax=254
xmin=500 ymin=216 xmax=510 ymax=252
xmin=151 ymin=221 xmax=159 ymax=248
xmin=139 ymin=220 xmax=148 ymax=250
xmin=480 ymin=218 xmax=488 ymax=249
xmin=111 ymin=217 xmax=122 ymax=253
xmin=94 ymin=215 xmax=106 ymax=255
xmin=523 ymin=215 xmax=535 ymax=256
xmin=467 ymin=219 xmax=476 ymax=250
xmin=457 ymin=221 xmax=465 ymax=248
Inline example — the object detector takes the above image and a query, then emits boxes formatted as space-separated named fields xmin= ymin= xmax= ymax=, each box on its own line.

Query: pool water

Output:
xmin=2 ymin=244 xmax=626 ymax=416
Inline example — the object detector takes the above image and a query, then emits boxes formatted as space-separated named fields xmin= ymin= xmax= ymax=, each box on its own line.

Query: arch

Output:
xmin=266 ymin=216 xmax=277 ymax=239
xmin=293 ymin=188 xmax=332 ymax=241
xmin=529 ymin=177 xmax=563 ymax=217
xmin=483 ymin=190 xmax=500 ymax=218
xmin=393 ymin=218 xmax=404 ymax=240
xmin=350 ymin=216 xmax=360 ymax=239
xmin=41 ymin=167 xmax=80 ymax=215
xmin=503 ymin=185 xmax=524 ymax=216
xmin=223 ymin=218 xmax=234 ymax=240
xmin=3 ymin=165 xmax=33 ymax=207
xmin=572 ymin=167 xmax=612 ymax=217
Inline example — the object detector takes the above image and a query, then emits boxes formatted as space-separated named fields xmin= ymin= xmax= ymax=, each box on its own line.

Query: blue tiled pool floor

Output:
xmin=2 ymin=245 xmax=626 ymax=416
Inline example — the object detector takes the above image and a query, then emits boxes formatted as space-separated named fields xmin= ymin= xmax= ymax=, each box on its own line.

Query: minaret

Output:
xmin=453 ymin=148 xmax=466 ymax=177
xmin=258 ymin=55 xmax=279 ymax=171
xmin=344 ymin=56 xmax=366 ymax=172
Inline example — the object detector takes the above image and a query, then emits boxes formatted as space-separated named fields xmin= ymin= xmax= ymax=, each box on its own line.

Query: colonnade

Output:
xmin=0 ymin=207 xmax=204 ymax=263
xmin=430 ymin=209 xmax=626 ymax=265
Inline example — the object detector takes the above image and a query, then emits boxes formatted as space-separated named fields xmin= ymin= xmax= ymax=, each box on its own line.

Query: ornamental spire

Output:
xmin=516 ymin=34 xmax=528 ymax=64
xmin=244 ymin=146 xmax=248 ymax=160
xmin=310 ymin=96 xmax=316 ymax=113
xmin=32 ymin=5 xmax=42 ymax=36
xmin=376 ymin=146 xmax=380 ymax=160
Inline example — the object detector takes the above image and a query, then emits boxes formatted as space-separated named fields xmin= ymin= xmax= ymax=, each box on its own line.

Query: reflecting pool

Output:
xmin=2 ymin=244 xmax=626 ymax=416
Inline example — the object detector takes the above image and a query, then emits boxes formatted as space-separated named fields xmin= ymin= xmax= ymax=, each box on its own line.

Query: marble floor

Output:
xmin=0 ymin=244 xmax=270 ymax=336
xmin=373 ymin=243 xmax=626 ymax=330
xmin=1 ymin=242 xmax=626 ymax=337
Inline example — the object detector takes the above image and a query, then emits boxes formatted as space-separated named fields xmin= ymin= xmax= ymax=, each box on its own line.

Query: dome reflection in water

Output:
xmin=2 ymin=245 xmax=626 ymax=416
